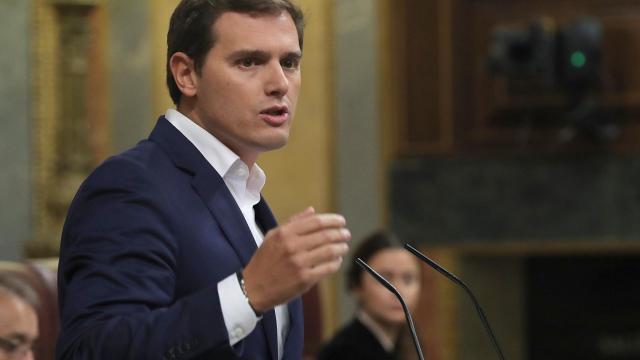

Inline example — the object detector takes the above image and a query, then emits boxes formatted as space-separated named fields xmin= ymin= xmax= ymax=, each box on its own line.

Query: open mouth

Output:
xmin=261 ymin=106 xmax=288 ymax=116
xmin=259 ymin=105 xmax=289 ymax=126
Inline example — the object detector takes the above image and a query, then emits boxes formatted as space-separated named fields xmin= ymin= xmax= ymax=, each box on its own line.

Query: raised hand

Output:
xmin=242 ymin=207 xmax=350 ymax=313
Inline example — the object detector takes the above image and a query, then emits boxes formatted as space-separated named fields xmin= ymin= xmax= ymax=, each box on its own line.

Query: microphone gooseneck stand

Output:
xmin=404 ymin=243 xmax=506 ymax=360
xmin=355 ymin=258 xmax=425 ymax=360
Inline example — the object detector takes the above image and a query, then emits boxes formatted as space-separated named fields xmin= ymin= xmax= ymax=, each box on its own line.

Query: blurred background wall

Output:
xmin=3 ymin=0 xmax=640 ymax=359
xmin=0 ymin=0 xmax=31 ymax=261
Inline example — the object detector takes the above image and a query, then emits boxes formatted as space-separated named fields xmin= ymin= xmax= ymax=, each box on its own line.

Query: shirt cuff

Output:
xmin=218 ymin=273 xmax=261 ymax=346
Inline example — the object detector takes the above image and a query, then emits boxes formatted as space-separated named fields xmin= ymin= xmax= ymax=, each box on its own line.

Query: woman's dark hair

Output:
xmin=166 ymin=0 xmax=305 ymax=105
xmin=346 ymin=230 xmax=404 ymax=290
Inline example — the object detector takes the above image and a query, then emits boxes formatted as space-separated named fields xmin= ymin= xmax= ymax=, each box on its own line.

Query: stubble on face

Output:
xmin=186 ymin=11 xmax=302 ymax=166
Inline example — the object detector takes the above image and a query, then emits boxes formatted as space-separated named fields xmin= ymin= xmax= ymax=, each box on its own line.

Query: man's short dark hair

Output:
xmin=166 ymin=0 xmax=305 ymax=105
xmin=0 ymin=273 xmax=39 ymax=310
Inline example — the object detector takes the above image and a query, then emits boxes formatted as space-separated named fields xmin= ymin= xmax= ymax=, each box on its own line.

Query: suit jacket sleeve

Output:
xmin=56 ymin=156 xmax=240 ymax=360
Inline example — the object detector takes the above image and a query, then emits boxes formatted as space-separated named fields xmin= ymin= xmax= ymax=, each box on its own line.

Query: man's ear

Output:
xmin=170 ymin=52 xmax=198 ymax=98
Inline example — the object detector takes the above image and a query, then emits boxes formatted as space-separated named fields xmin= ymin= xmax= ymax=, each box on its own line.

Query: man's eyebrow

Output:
xmin=227 ymin=49 xmax=270 ymax=61
xmin=282 ymin=51 xmax=302 ymax=60
xmin=226 ymin=49 xmax=302 ymax=61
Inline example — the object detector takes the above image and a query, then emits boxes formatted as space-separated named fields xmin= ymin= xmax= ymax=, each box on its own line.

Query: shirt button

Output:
xmin=233 ymin=327 xmax=244 ymax=338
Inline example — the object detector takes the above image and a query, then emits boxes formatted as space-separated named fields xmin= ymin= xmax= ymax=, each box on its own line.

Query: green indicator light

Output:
xmin=570 ymin=51 xmax=587 ymax=68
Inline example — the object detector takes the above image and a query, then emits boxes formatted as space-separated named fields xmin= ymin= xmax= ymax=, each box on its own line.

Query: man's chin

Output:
xmin=258 ymin=134 xmax=290 ymax=152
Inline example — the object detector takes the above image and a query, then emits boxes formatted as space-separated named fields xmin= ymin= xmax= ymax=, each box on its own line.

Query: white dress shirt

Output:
xmin=166 ymin=109 xmax=289 ymax=359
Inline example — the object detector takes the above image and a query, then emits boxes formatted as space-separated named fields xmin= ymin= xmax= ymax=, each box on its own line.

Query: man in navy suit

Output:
xmin=55 ymin=0 xmax=351 ymax=359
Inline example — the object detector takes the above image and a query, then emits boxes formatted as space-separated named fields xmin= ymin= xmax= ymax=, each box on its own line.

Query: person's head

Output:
xmin=167 ymin=0 xmax=305 ymax=165
xmin=347 ymin=231 xmax=421 ymax=328
xmin=0 ymin=274 xmax=38 ymax=360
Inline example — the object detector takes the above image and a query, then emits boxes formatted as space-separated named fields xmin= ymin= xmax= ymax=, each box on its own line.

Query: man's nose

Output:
xmin=264 ymin=62 xmax=289 ymax=97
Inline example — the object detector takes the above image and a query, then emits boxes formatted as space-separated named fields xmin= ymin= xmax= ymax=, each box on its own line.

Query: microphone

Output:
xmin=404 ymin=243 xmax=506 ymax=360
xmin=355 ymin=258 xmax=425 ymax=360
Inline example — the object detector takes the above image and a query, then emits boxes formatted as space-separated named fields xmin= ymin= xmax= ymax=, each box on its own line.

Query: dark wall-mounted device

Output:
xmin=488 ymin=17 xmax=618 ymax=143
xmin=489 ymin=17 xmax=602 ymax=91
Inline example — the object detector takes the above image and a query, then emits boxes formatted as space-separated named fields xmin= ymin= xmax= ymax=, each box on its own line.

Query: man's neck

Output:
xmin=175 ymin=105 xmax=258 ymax=167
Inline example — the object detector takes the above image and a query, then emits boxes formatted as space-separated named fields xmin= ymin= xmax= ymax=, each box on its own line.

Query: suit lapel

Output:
xmin=255 ymin=199 xmax=304 ymax=360
xmin=254 ymin=196 xmax=277 ymax=234
xmin=149 ymin=117 xmax=257 ymax=265
xmin=191 ymin=172 xmax=257 ymax=266
xmin=254 ymin=197 xmax=279 ymax=360
xmin=282 ymin=297 xmax=303 ymax=360
xmin=193 ymin=174 xmax=281 ymax=360
xmin=151 ymin=118 xmax=280 ymax=359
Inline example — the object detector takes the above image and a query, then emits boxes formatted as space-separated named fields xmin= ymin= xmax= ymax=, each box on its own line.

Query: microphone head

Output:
xmin=355 ymin=257 xmax=398 ymax=295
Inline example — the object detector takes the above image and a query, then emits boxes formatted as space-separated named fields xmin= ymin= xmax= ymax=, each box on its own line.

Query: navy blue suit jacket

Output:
xmin=56 ymin=117 xmax=303 ymax=359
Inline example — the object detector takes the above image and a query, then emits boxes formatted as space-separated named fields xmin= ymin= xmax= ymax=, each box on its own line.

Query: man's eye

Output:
xmin=239 ymin=58 xmax=256 ymax=68
xmin=282 ymin=58 xmax=299 ymax=69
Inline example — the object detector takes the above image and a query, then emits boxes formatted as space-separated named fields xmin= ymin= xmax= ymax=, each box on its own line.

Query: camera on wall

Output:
xmin=488 ymin=17 xmax=617 ymax=143
xmin=489 ymin=17 xmax=602 ymax=91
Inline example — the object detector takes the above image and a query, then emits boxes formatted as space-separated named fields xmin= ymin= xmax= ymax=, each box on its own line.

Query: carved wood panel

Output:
xmin=31 ymin=1 xmax=108 ymax=257
xmin=395 ymin=0 xmax=455 ymax=154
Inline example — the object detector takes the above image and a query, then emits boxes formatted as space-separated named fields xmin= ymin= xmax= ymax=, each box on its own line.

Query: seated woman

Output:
xmin=318 ymin=231 xmax=421 ymax=360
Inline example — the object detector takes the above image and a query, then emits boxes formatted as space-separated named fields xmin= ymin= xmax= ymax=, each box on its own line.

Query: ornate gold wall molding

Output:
xmin=49 ymin=0 xmax=102 ymax=5
xmin=30 ymin=0 xmax=109 ymax=257
xmin=150 ymin=0 xmax=179 ymax=117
